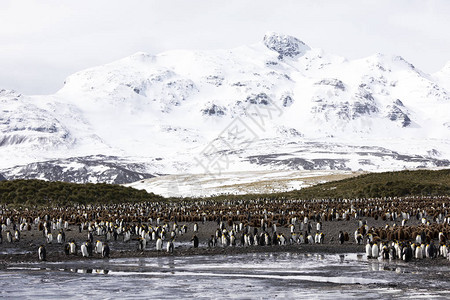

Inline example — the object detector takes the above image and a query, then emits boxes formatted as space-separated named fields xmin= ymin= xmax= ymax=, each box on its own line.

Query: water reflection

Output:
xmin=367 ymin=261 xmax=407 ymax=274
xmin=168 ymin=256 xmax=175 ymax=271
xmin=137 ymin=258 xmax=147 ymax=267
xmin=67 ymin=268 xmax=109 ymax=274
xmin=2 ymin=252 xmax=449 ymax=298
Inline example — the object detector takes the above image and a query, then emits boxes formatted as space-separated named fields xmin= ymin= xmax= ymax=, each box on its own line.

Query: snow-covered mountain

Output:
xmin=1 ymin=32 xmax=450 ymax=189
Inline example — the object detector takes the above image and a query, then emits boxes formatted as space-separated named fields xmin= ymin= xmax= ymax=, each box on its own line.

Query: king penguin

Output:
xmin=47 ymin=232 xmax=53 ymax=244
xmin=69 ymin=241 xmax=77 ymax=255
xmin=192 ymin=235 xmax=199 ymax=248
xmin=81 ymin=242 xmax=89 ymax=257
xmin=167 ymin=239 xmax=174 ymax=253
xmin=94 ymin=240 xmax=102 ymax=254
xmin=156 ymin=237 xmax=163 ymax=251
xmin=138 ymin=238 xmax=146 ymax=251
xmin=6 ymin=231 xmax=12 ymax=243
xmin=57 ymin=231 xmax=64 ymax=244
xmin=366 ymin=242 xmax=372 ymax=259
xmin=193 ymin=222 xmax=199 ymax=233
xmin=102 ymin=243 xmax=110 ymax=258
xmin=372 ymin=243 xmax=379 ymax=259
xmin=38 ymin=245 xmax=46 ymax=261
xmin=338 ymin=231 xmax=345 ymax=244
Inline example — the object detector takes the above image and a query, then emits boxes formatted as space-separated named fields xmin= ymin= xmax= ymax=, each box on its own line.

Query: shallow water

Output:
xmin=1 ymin=252 xmax=450 ymax=299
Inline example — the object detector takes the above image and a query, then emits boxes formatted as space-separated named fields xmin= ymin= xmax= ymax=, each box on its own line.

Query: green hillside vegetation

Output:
xmin=1 ymin=169 xmax=450 ymax=207
xmin=273 ymin=169 xmax=450 ymax=199
xmin=203 ymin=169 xmax=450 ymax=201
xmin=0 ymin=179 xmax=164 ymax=207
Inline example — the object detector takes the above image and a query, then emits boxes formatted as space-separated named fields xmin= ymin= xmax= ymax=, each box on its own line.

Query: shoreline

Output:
xmin=2 ymin=243 xmax=449 ymax=274
xmin=0 ymin=243 xmax=366 ymax=264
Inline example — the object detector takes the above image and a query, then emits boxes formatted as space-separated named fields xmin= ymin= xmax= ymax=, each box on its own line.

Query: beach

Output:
xmin=1 ymin=216 xmax=448 ymax=265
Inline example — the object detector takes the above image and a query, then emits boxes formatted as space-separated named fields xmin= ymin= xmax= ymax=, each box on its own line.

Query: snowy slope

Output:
xmin=126 ymin=170 xmax=361 ymax=198
xmin=1 ymin=32 xmax=450 ymax=189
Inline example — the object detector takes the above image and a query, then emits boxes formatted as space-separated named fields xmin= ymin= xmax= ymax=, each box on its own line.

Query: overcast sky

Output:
xmin=1 ymin=0 xmax=449 ymax=95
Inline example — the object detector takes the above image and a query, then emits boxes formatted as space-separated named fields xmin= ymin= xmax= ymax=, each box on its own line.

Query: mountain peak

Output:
xmin=127 ymin=52 xmax=154 ymax=62
xmin=263 ymin=32 xmax=310 ymax=59
xmin=2 ymin=34 xmax=450 ymax=186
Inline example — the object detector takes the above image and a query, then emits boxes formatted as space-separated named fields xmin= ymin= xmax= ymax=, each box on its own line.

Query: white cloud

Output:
xmin=0 ymin=0 xmax=449 ymax=94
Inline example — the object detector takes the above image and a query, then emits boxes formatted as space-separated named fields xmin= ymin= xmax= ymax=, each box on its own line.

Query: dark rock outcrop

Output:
xmin=247 ymin=93 xmax=271 ymax=105
xmin=202 ymin=103 xmax=226 ymax=116
xmin=263 ymin=32 xmax=310 ymax=59
xmin=281 ymin=95 xmax=294 ymax=107
xmin=387 ymin=105 xmax=411 ymax=127
xmin=2 ymin=155 xmax=156 ymax=184
xmin=315 ymin=78 xmax=346 ymax=91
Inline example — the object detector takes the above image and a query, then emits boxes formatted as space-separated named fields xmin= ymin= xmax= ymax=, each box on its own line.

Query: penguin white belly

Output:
xmin=95 ymin=241 xmax=102 ymax=254
xmin=124 ymin=231 xmax=131 ymax=242
xmin=38 ymin=246 xmax=46 ymax=261
xmin=415 ymin=246 xmax=423 ymax=259
xmin=166 ymin=241 xmax=174 ymax=252
xmin=156 ymin=239 xmax=162 ymax=251
xmin=366 ymin=244 xmax=372 ymax=258
xmin=372 ymin=244 xmax=379 ymax=259
xmin=81 ymin=244 xmax=89 ymax=257
xmin=47 ymin=233 xmax=53 ymax=244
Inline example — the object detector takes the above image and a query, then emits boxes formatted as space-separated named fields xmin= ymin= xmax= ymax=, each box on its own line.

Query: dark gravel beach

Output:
xmin=1 ymin=216 xmax=448 ymax=266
